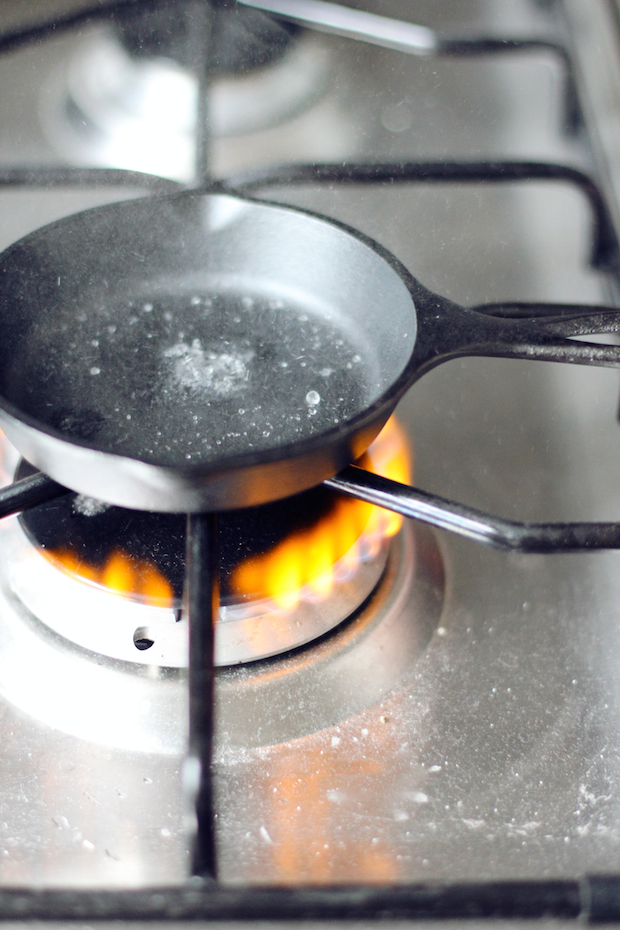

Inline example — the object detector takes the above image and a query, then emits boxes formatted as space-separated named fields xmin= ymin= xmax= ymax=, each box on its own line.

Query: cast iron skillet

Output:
xmin=0 ymin=189 xmax=618 ymax=512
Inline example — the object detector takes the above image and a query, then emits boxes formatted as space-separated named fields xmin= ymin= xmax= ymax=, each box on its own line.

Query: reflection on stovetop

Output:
xmin=1 ymin=0 xmax=620 ymax=891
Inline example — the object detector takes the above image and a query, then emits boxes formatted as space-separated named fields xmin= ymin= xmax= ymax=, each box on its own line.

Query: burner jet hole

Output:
xmin=133 ymin=627 xmax=155 ymax=651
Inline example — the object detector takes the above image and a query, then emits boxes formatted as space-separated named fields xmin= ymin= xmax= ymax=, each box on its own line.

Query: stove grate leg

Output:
xmin=185 ymin=512 xmax=219 ymax=880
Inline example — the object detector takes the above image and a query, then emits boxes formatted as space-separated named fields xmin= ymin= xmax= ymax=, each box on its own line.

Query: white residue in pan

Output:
xmin=164 ymin=338 xmax=255 ymax=398
xmin=73 ymin=495 xmax=110 ymax=517
xmin=20 ymin=291 xmax=371 ymax=466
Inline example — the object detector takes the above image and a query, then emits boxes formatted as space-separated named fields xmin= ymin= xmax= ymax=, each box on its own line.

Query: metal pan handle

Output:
xmin=410 ymin=290 xmax=620 ymax=378
xmin=328 ymin=295 xmax=620 ymax=552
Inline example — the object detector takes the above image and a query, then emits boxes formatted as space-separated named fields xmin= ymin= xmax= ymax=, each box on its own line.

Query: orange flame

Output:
xmin=39 ymin=415 xmax=410 ymax=612
xmin=231 ymin=415 xmax=411 ymax=610
xmin=45 ymin=547 xmax=174 ymax=608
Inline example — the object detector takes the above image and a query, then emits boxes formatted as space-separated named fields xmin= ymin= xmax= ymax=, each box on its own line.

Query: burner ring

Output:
xmin=0 ymin=521 xmax=444 ymax=754
xmin=2 ymin=504 xmax=390 ymax=667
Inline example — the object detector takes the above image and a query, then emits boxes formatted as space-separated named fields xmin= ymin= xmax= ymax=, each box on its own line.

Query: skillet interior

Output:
xmin=0 ymin=192 xmax=417 ymax=473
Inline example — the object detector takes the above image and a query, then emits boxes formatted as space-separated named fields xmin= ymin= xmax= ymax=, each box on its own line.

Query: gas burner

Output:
xmin=0 ymin=518 xmax=443 ymax=753
xmin=8 ymin=418 xmax=410 ymax=667
xmin=7 ymin=491 xmax=389 ymax=667
xmin=0 ymin=416 xmax=447 ymax=753
xmin=115 ymin=3 xmax=300 ymax=76
xmin=42 ymin=23 xmax=330 ymax=182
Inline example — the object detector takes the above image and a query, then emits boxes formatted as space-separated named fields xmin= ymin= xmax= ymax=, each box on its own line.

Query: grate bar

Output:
xmin=325 ymin=466 xmax=620 ymax=553
xmin=0 ymin=877 xmax=595 ymax=921
xmin=186 ymin=0 xmax=213 ymax=187
xmin=0 ymin=0 xmax=148 ymax=57
xmin=185 ymin=512 xmax=218 ymax=880
xmin=472 ymin=300 xmax=620 ymax=320
xmin=238 ymin=0 xmax=580 ymax=131
xmin=470 ymin=301 xmax=620 ymax=336
xmin=0 ymin=472 xmax=69 ymax=518
xmin=223 ymin=160 xmax=618 ymax=270
xmin=437 ymin=37 xmax=580 ymax=132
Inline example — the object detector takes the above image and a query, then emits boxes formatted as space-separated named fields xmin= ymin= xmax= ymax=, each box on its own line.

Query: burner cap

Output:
xmin=114 ymin=3 xmax=299 ymax=75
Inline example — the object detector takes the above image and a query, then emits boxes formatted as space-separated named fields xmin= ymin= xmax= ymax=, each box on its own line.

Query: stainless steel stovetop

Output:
xmin=0 ymin=0 xmax=620 ymax=905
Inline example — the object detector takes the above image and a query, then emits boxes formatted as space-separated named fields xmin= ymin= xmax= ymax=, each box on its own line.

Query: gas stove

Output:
xmin=2 ymin=0 xmax=620 ymax=923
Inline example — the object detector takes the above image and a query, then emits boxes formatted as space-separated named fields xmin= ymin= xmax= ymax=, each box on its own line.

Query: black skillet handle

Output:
xmin=325 ymin=293 xmax=620 ymax=553
xmin=409 ymin=286 xmax=620 ymax=378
